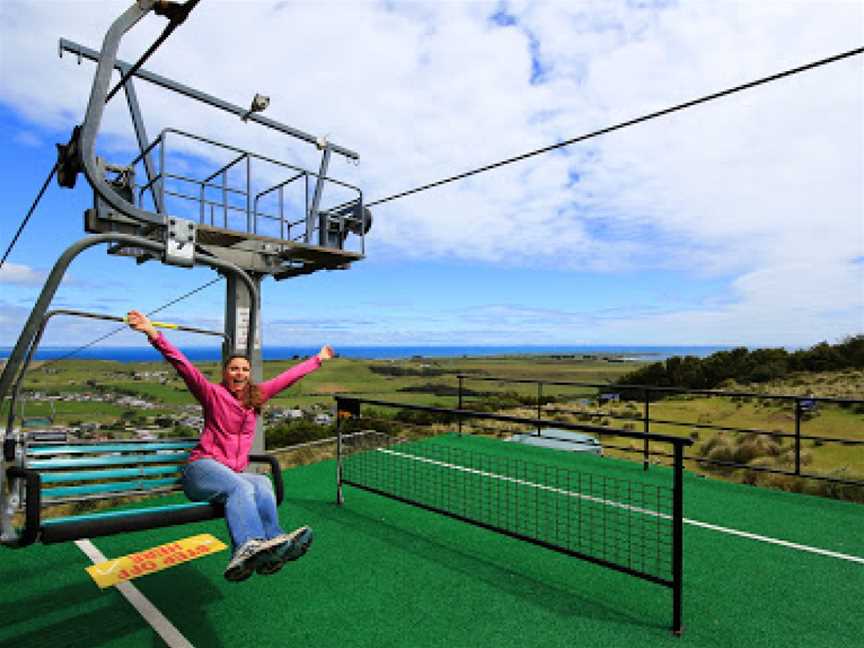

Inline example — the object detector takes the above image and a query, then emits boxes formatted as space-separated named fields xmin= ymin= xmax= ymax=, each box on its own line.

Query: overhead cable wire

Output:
xmin=105 ymin=0 xmax=201 ymax=103
xmin=0 ymin=164 xmax=58 ymax=271
xmin=37 ymin=276 xmax=222 ymax=370
xmin=367 ymin=45 xmax=864 ymax=208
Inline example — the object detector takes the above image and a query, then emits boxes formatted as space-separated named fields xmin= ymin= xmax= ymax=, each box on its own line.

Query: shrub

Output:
xmin=266 ymin=419 xmax=332 ymax=449
xmin=697 ymin=433 xmax=727 ymax=457
xmin=819 ymin=468 xmax=864 ymax=502
xmin=734 ymin=434 xmax=780 ymax=464
xmin=698 ymin=434 xmax=738 ymax=473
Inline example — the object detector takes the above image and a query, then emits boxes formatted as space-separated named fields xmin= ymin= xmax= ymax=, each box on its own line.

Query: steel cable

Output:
xmin=367 ymin=46 xmax=864 ymax=207
xmin=0 ymin=164 xmax=58 ymax=271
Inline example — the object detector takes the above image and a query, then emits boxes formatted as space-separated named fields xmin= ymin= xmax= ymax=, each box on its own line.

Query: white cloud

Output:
xmin=0 ymin=262 xmax=44 ymax=285
xmin=0 ymin=1 xmax=861 ymax=346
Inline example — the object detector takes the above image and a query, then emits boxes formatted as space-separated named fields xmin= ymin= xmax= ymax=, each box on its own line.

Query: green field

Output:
xmin=4 ymin=355 xmax=863 ymax=498
xmin=4 ymin=354 xmax=633 ymax=419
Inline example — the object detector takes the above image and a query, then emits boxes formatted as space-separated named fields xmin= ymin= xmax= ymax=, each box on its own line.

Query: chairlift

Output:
xmin=0 ymin=309 xmax=284 ymax=549
xmin=1 ymin=0 xmax=369 ymax=547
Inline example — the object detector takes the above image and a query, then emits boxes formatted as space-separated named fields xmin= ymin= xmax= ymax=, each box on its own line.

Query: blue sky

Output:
xmin=0 ymin=0 xmax=862 ymax=349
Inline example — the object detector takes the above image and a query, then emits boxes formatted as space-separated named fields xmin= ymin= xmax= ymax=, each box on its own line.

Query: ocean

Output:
xmin=1 ymin=345 xmax=732 ymax=363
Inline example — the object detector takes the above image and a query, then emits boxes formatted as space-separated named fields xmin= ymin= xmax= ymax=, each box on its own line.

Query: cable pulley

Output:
xmin=55 ymin=125 xmax=82 ymax=189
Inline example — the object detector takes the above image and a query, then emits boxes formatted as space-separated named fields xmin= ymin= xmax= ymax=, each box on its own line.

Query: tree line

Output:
xmin=612 ymin=334 xmax=863 ymax=394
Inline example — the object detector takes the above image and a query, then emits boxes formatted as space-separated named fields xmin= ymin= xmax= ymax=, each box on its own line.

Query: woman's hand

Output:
xmin=126 ymin=310 xmax=158 ymax=340
xmin=317 ymin=345 xmax=335 ymax=361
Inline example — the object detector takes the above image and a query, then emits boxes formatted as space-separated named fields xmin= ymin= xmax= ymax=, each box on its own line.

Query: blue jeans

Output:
xmin=183 ymin=458 xmax=285 ymax=550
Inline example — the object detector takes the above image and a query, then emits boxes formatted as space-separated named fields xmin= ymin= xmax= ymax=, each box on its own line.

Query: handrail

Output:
xmin=457 ymin=374 xmax=862 ymax=404
xmin=152 ymin=128 xmax=364 ymax=194
xmin=455 ymin=374 xmax=864 ymax=488
xmin=334 ymin=396 xmax=694 ymax=447
xmin=129 ymin=127 xmax=364 ymax=245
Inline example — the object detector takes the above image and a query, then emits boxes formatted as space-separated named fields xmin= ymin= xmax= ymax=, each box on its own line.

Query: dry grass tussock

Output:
xmin=726 ymin=369 xmax=864 ymax=400
xmin=695 ymin=432 xmax=863 ymax=503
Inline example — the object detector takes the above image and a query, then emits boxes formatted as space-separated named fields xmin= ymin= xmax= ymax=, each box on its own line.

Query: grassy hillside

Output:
xmin=4 ymin=356 xmax=861 ymax=501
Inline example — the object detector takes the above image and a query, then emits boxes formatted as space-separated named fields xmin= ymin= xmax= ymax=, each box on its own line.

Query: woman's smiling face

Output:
xmin=223 ymin=356 xmax=251 ymax=396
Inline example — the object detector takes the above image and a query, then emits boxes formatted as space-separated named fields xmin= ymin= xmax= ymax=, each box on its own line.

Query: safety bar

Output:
xmin=3 ymin=309 xmax=229 ymax=449
xmin=0 ymin=233 xmax=257 ymax=411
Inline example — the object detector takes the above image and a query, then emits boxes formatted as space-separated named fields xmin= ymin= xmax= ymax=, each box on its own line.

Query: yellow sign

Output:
xmin=86 ymin=533 xmax=227 ymax=589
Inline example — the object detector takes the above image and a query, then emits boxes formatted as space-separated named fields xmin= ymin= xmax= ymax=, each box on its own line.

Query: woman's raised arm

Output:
xmin=126 ymin=309 xmax=212 ymax=403
xmin=258 ymin=345 xmax=335 ymax=401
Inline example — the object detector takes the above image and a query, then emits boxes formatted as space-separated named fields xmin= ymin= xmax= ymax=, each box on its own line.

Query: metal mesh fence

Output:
xmin=342 ymin=432 xmax=674 ymax=584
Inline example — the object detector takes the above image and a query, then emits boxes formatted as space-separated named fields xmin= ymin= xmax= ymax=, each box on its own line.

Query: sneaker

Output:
xmin=224 ymin=539 xmax=267 ymax=582
xmin=256 ymin=526 xmax=314 ymax=576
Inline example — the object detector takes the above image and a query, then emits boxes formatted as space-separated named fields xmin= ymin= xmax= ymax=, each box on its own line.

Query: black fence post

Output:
xmin=794 ymin=398 xmax=802 ymax=476
xmin=335 ymin=397 xmax=344 ymax=506
xmin=458 ymin=375 xmax=464 ymax=437
xmin=643 ymin=389 xmax=651 ymax=471
xmin=536 ymin=382 xmax=543 ymax=436
xmin=672 ymin=441 xmax=684 ymax=636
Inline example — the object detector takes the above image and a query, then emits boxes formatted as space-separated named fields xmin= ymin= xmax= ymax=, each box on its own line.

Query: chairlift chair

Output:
xmin=1 ymin=309 xmax=284 ymax=549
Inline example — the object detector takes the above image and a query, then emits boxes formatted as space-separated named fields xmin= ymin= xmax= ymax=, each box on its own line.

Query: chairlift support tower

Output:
xmin=1 ymin=0 xmax=372 ymax=544
xmin=68 ymin=0 xmax=369 ymax=449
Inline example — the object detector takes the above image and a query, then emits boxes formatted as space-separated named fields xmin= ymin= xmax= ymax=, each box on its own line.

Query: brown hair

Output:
xmin=223 ymin=353 xmax=264 ymax=413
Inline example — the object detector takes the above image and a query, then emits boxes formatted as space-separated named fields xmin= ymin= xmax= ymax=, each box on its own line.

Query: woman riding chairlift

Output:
xmin=126 ymin=309 xmax=335 ymax=582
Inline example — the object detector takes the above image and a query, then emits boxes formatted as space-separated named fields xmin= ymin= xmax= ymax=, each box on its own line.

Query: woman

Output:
xmin=126 ymin=309 xmax=334 ymax=582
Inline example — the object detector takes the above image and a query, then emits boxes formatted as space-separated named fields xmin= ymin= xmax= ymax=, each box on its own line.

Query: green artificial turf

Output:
xmin=1 ymin=434 xmax=862 ymax=648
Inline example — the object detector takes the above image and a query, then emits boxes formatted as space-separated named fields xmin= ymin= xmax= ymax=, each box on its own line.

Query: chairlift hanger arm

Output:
xmin=77 ymin=1 xmax=170 ymax=228
xmin=104 ymin=0 xmax=200 ymax=104
xmin=59 ymin=39 xmax=360 ymax=161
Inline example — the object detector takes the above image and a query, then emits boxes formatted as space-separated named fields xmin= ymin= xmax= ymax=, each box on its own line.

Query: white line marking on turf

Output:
xmin=76 ymin=539 xmax=195 ymax=648
xmin=376 ymin=448 xmax=864 ymax=566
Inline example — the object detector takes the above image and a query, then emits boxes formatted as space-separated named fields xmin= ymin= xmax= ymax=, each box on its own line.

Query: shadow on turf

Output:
xmin=0 ymin=581 xmax=100 ymax=631
xmin=292 ymin=497 xmax=669 ymax=634
xmin=0 ymin=581 xmax=160 ymax=648
xmin=128 ymin=561 xmax=226 ymax=648
xmin=0 ymin=554 xmax=70 ymax=588
xmin=0 ymin=558 xmax=226 ymax=648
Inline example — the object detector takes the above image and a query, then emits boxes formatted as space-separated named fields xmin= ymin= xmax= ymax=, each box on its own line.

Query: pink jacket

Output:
xmin=150 ymin=332 xmax=321 ymax=472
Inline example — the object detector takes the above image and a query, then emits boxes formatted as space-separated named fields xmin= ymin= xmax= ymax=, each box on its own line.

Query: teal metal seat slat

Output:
xmin=42 ymin=477 xmax=182 ymax=500
xmin=28 ymin=452 xmax=190 ymax=470
xmin=39 ymin=465 xmax=183 ymax=484
xmin=6 ymin=428 xmax=282 ymax=547
xmin=27 ymin=441 xmax=197 ymax=455
xmin=41 ymin=501 xmax=215 ymax=528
